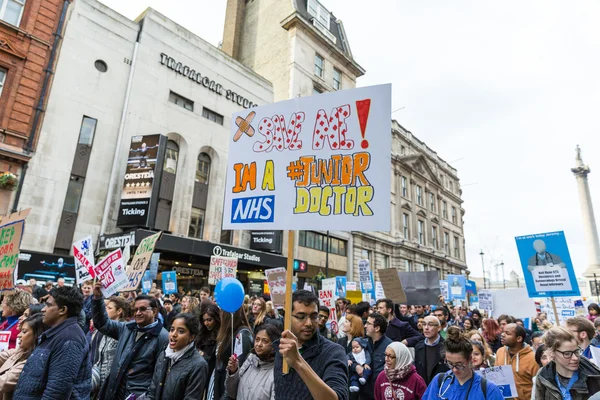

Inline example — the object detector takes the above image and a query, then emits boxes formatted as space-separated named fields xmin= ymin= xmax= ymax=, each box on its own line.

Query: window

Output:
xmin=196 ymin=153 xmax=211 ymax=184
xmin=401 ymin=176 xmax=407 ymax=198
xmin=415 ymin=263 xmax=426 ymax=272
xmin=312 ymin=86 xmax=323 ymax=96
xmin=333 ymin=68 xmax=341 ymax=90
xmin=361 ymin=249 xmax=371 ymax=262
xmin=314 ymin=54 xmax=324 ymax=78
xmin=307 ymin=0 xmax=330 ymax=29
xmin=78 ymin=117 xmax=97 ymax=146
xmin=449 ymin=181 xmax=454 ymax=193
xmin=429 ymin=193 xmax=436 ymax=212
xmin=454 ymin=236 xmax=460 ymax=258
xmin=417 ymin=220 xmax=424 ymax=245
xmin=382 ymin=254 xmax=390 ymax=269
xmin=0 ymin=68 xmax=6 ymax=98
xmin=188 ymin=207 xmax=205 ymax=239
xmin=444 ymin=232 xmax=450 ymax=253
xmin=298 ymin=231 xmax=347 ymax=256
xmin=451 ymin=206 xmax=457 ymax=224
xmin=431 ymin=226 xmax=438 ymax=249
xmin=416 ymin=185 xmax=422 ymax=206
xmin=0 ymin=0 xmax=25 ymax=27
xmin=400 ymin=145 xmax=406 ymax=155
xmin=403 ymin=213 xmax=409 ymax=238
xmin=63 ymin=176 xmax=84 ymax=213
xmin=404 ymin=259 xmax=412 ymax=272
xmin=169 ymin=91 xmax=194 ymax=111
xmin=442 ymin=201 xmax=448 ymax=219
xmin=220 ymin=230 xmax=232 ymax=245
xmin=202 ymin=108 xmax=224 ymax=125
xmin=164 ymin=140 xmax=179 ymax=174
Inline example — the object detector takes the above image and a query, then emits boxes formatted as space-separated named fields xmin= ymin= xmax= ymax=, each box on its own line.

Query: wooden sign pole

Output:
xmin=283 ymin=230 xmax=295 ymax=374
xmin=551 ymin=296 xmax=560 ymax=326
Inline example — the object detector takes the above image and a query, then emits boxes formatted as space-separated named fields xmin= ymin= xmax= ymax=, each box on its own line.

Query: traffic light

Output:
xmin=293 ymin=259 xmax=308 ymax=273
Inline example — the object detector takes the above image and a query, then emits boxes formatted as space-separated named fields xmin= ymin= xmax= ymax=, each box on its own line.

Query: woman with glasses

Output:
xmin=422 ymin=326 xmax=504 ymax=400
xmin=374 ymin=342 xmax=426 ymax=400
xmin=535 ymin=326 xmax=600 ymax=399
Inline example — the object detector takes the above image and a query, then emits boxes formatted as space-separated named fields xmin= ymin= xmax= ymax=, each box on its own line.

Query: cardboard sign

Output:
xmin=0 ymin=209 xmax=29 ymax=291
xmin=0 ymin=331 xmax=9 ymax=352
xmin=398 ymin=270 xmax=441 ymax=305
xmin=162 ymin=271 xmax=177 ymax=295
xmin=94 ymin=249 xmax=128 ymax=297
xmin=208 ymin=256 xmax=238 ymax=285
xmin=72 ymin=236 xmax=95 ymax=283
xmin=477 ymin=365 xmax=518 ymax=398
xmin=122 ymin=231 xmax=162 ymax=291
xmin=515 ymin=231 xmax=580 ymax=297
xmin=479 ymin=290 xmax=494 ymax=314
xmin=265 ymin=267 xmax=286 ymax=307
xmin=222 ymin=84 xmax=392 ymax=231
xmin=377 ymin=268 xmax=407 ymax=304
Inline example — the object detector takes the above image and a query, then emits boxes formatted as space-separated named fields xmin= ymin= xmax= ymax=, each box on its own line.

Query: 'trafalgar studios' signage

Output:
xmin=160 ymin=53 xmax=258 ymax=109
xmin=250 ymin=231 xmax=282 ymax=254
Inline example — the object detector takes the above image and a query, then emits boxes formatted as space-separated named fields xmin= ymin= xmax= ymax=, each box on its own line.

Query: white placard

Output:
xmin=590 ymin=345 xmax=600 ymax=367
xmin=358 ymin=259 xmax=372 ymax=290
xmin=478 ymin=290 xmax=494 ymax=314
xmin=73 ymin=236 xmax=95 ymax=284
xmin=375 ymin=281 xmax=385 ymax=300
xmin=223 ymin=84 xmax=392 ymax=231
xmin=94 ymin=249 xmax=128 ymax=297
xmin=491 ymin=288 xmax=537 ymax=319
xmin=440 ymin=281 xmax=449 ymax=299
xmin=346 ymin=282 xmax=357 ymax=291
xmin=208 ymin=256 xmax=238 ymax=285
xmin=477 ymin=365 xmax=518 ymax=398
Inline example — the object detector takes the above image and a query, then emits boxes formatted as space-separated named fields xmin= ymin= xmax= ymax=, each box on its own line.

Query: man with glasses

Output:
xmin=414 ymin=315 xmax=450 ymax=385
xmin=91 ymin=283 xmax=169 ymax=400
xmin=275 ymin=290 xmax=348 ymax=400
xmin=495 ymin=323 xmax=538 ymax=400
xmin=566 ymin=316 xmax=599 ymax=360
xmin=358 ymin=312 xmax=392 ymax=400
xmin=317 ymin=306 xmax=337 ymax=342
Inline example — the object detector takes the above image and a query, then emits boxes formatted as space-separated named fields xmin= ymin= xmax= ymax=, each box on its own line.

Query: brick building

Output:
xmin=0 ymin=0 xmax=69 ymax=215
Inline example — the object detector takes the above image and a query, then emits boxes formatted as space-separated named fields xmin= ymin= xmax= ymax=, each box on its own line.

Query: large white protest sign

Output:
xmin=73 ymin=236 xmax=95 ymax=284
xmin=208 ymin=256 xmax=238 ymax=285
xmin=94 ymin=249 xmax=128 ymax=297
xmin=478 ymin=290 xmax=494 ymax=314
xmin=477 ymin=365 xmax=518 ymax=398
xmin=223 ymin=85 xmax=392 ymax=231
xmin=492 ymin=288 xmax=536 ymax=319
xmin=358 ymin=259 xmax=372 ymax=290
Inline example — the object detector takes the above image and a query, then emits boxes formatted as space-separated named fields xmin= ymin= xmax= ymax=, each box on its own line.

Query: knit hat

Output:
xmin=351 ymin=337 xmax=368 ymax=349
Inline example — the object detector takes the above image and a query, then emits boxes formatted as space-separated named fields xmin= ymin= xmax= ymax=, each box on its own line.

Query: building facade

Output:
xmin=0 ymin=0 xmax=68 ymax=215
xmin=16 ymin=0 xmax=281 ymax=290
xmin=222 ymin=0 xmax=467 ymax=284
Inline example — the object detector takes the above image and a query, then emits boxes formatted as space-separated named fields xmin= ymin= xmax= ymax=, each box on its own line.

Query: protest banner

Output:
xmin=377 ymin=268 xmax=407 ymax=304
xmin=479 ymin=289 xmax=494 ymax=314
xmin=360 ymin=271 xmax=376 ymax=305
xmin=208 ymin=256 xmax=238 ymax=285
xmin=358 ymin=259 xmax=372 ymax=290
xmin=515 ymin=231 xmax=579 ymax=298
xmin=466 ymin=280 xmax=477 ymax=295
xmin=162 ymin=271 xmax=177 ymax=295
xmin=476 ymin=366 xmax=518 ymax=398
xmin=122 ymin=231 xmax=162 ymax=291
xmin=72 ymin=236 xmax=95 ymax=284
xmin=149 ymin=252 xmax=160 ymax=279
xmin=491 ymin=288 xmax=537 ymax=319
xmin=265 ymin=267 xmax=286 ymax=307
xmin=318 ymin=289 xmax=338 ymax=334
xmin=447 ymin=275 xmax=466 ymax=300
xmin=540 ymin=297 xmax=580 ymax=325
xmin=375 ymin=281 xmax=385 ymax=301
xmin=0 ymin=209 xmax=29 ymax=291
xmin=94 ymin=249 xmax=128 ymax=297
xmin=398 ymin=270 xmax=441 ymax=305
xmin=346 ymin=281 xmax=357 ymax=291
xmin=440 ymin=280 xmax=449 ymax=300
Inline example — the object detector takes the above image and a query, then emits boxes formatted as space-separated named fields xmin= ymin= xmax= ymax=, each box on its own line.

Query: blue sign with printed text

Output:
xmin=447 ymin=275 xmax=466 ymax=300
xmin=162 ymin=271 xmax=177 ymax=295
xmin=515 ymin=231 xmax=580 ymax=298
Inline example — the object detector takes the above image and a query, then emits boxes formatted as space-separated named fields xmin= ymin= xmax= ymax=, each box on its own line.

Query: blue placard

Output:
xmin=466 ymin=280 xmax=477 ymax=295
xmin=447 ymin=275 xmax=466 ymax=299
xmin=336 ymin=276 xmax=347 ymax=298
xmin=149 ymin=253 xmax=160 ymax=280
xmin=162 ymin=271 xmax=177 ymax=295
xmin=360 ymin=272 xmax=376 ymax=305
xmin=142 ymin=271 xmax=152 ymax=294
xmin=515 ymin=231 xmax=580 ymax=298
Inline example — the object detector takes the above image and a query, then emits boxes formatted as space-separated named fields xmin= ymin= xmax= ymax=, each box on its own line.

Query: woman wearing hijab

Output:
xmin=374 ymin=342 xmax=427 ymax=400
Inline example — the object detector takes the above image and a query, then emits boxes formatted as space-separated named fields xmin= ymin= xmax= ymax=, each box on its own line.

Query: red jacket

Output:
xmin=374 ymin=365 xmax=427 ymax=400
xmin=0 ymin=316 xmax=21 ymax=350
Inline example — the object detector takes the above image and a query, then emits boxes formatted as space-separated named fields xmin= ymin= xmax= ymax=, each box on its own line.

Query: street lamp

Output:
xmin=501 ymin=262 xmax=506 ymax=289
xmin=480 ymin=250 xmax=485 ymax=289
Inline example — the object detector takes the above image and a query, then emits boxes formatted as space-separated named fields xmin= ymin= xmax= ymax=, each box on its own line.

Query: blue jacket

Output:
xmin=422 ymin=371 xmax=504 ymax=400
xmin=14 ymin=317 xmax=91 ymax=399
xmin=92 ymin=297 xmax=169 ymax=400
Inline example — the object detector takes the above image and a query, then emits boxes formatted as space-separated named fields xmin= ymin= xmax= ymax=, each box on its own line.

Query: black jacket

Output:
xmin=147 ymin=345 xmax=209 ymax=400
xmin=92 ymin=297 xmax=169 ymax=400
xmin=414 ymin=336 xmax=450 ymax=385
xmin=385 ymin=317 xmax=424 ymax=347
xmin=337 ymin=336 xmax=353 ymax=355
xmin=536 ymin=356 xmax=600 ymax=400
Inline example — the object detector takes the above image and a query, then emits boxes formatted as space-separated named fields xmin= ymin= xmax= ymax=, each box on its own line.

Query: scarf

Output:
xmin=165 ymin=342 xmax=195 ymax=364
xmin=384 ymin=342 xmax=414 ymax=383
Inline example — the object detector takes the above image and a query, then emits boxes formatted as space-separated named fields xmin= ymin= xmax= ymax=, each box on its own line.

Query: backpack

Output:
xmin=436 ymin=372 xmax=487 ymax=399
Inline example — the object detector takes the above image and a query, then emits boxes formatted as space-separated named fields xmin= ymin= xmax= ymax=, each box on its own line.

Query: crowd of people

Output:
xmin=0 ymin=278 xmax=599 ymax=399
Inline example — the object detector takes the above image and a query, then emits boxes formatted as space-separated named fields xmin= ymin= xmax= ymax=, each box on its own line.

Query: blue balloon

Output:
xmin=214 ymin=278 xmax=245 ymax=313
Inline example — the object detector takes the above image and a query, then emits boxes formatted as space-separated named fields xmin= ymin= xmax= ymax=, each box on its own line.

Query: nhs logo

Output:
xmin=231 ymin=195 xmax=275 ymax=223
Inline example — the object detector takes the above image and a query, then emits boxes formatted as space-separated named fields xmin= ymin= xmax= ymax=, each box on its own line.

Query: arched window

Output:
xmin=196 ymin=153 xmax=211 ymax=184
xmin=163 ymin=140 xmax=179 ymax=174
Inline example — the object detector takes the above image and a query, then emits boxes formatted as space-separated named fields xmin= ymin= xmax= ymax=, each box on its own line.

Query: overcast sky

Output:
xmin=100 ymin=0 xmax=600 ymax=285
